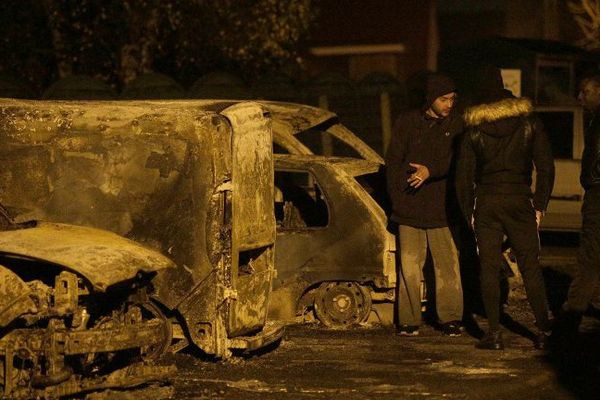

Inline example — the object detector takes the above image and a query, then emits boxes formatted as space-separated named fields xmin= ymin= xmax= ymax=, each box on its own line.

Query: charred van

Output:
xmin=0 ymin=99 xmax=282 ymax=397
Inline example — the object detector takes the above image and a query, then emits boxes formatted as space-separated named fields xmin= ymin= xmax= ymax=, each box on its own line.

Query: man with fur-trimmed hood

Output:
xmin=386 ymin=73 xmax=464 ymax=337
xmin=456 ymin=65 xmax=555 ymax=350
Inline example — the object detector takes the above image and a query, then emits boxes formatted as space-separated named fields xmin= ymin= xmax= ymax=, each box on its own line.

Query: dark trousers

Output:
xmin=567 ymin=189 xmax=600 ymax=313
xmin=474 ymin=194 xmax=551 ymax=332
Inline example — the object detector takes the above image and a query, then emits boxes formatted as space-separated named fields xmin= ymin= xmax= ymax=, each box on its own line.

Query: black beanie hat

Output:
xmin=424 ymin=73 xmax=456 ymax=109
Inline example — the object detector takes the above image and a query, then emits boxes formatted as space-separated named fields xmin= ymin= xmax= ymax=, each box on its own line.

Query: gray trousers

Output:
xmin=397 ymin=225 xmax=463 ymax=326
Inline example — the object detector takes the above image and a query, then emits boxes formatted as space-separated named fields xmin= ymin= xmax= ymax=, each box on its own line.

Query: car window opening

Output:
xmin=295 ymin=128 xmax=363 ymax=159
xmin=275 ymin=170 xmax=329 ymax=229
xmin=238 ymin=245 xmax=271 ymax=276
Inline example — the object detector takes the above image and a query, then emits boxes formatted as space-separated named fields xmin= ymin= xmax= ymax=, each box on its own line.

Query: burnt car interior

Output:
xmin=275 ymin=170 xmax=329 ymax=229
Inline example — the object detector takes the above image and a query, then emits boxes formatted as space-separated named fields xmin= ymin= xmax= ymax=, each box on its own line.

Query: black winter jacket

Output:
xmin=385 ymin=109 xmax=463 ymax=228
xmin=456 ymin=97 xmax=555 ymax=222
xmin=581 ymin=112 xmax=600 ymax=190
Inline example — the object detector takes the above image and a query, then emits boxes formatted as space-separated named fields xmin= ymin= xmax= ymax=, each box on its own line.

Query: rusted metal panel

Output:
xmin=229 ymin=262 xmax=273 ymax=336
xmin=174 ymin=270 xmax=228 ymax=356
xmin=62 ymin=319 xmax=165 ymax=355
xmin=0 ymin=98 xmax=281 ymax=357
xmin=3 ymin=319 xmax=165 ymax=356
xmin=223 ymin=102 xmax=276 ymax=250
xmin=0 ymin=222 xmax=174 ymax=291
xmin=222 ymin=102 xmax=276 ymax=338
xmin=274 ymin=154 xmax=381 ymax=176
xmin=143 ymin=111 xmax=234 ymax=310
xmin=0 ymin=99 xmax=226 ymax=307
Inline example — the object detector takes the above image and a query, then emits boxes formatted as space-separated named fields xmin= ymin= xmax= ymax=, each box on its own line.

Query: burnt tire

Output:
xmin=313 ymin=281 xmax=372 ymax=329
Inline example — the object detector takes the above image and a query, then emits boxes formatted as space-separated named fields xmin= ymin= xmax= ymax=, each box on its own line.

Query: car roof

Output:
xmin=274 ymin=153 xmax=380 ymax=177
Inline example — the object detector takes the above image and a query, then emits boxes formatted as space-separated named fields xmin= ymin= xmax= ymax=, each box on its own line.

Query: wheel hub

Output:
xmin=313 ymin=282 xmax=372 ymax=329
xmin=333 ymin=294 xmax=351 ymax=312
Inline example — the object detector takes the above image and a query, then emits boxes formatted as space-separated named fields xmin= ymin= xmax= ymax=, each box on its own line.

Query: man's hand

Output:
xmin=535 ymin=210 xmax=544 ymax=228
xmin=407 ymin=163 xmax=430 ymax=188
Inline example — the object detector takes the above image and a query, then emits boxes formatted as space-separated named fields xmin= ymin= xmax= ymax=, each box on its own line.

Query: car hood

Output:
xmin=0 ymin=222 xmax=175 ymax=291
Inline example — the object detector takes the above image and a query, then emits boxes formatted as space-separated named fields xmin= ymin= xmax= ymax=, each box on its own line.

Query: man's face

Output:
xmin=429 ymin=92 xmax=456 ymax=118
xmin=578 ymin=79 xmax=600 ymax=111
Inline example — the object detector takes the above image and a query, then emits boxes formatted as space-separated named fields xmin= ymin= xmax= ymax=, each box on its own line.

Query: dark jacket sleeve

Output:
xmin=580 ymin=120 xmax=600 ymax=189
xmin=455 ymin=131 xmax=477 ymax=224
xmin=428 ymin=117 xmax=464 ymax=179
xmin=385 ymin=115 xmax=409 ymax=207
xmin=531 ymin=118 xmax=555 ymax=211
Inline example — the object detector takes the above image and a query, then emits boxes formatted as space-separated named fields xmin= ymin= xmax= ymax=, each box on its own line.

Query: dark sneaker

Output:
xmin=475 ymin=331 xmax=504 ymax=350
xmin=396 ymin=325 xmax=419 ymax=336
xmin=441 ymin=322 xmax=462 ymax=337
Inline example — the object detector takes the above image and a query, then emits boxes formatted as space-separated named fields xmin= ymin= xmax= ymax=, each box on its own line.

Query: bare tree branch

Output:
xmin=569 ymin=0 xmax=600 ymax=49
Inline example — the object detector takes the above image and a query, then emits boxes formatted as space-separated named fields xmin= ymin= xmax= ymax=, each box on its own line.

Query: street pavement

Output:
xmin=165 ymin=241 xmax=600 ymax=400
xmin=169 ymin=312 xmax=600 ymax=400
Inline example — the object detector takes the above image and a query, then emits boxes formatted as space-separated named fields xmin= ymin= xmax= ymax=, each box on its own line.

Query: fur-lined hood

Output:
xmin=463 ymin=97 xmax=533 ymax=127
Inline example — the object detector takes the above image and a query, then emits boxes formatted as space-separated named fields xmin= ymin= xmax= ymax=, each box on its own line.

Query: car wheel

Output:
xmin=313 ymin=281 xmax=372 ymax=329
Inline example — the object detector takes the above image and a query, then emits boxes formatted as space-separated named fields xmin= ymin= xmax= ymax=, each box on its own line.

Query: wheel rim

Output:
xmin=313 ymin=282 xmax=372 ymax=329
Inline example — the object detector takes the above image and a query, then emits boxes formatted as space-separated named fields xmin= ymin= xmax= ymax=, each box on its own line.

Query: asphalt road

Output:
xmin=167 ymin=296 xmax=600 ymax=400
xmin=161 ymin=240 xmax=599 ymax=400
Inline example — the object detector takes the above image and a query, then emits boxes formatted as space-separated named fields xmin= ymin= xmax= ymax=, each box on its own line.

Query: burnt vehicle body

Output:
xmin=265 ymin=101 xmax=384 ymax=164
xmin=0 ymin=99 xmax=281 ymax=369
xmin=260 ymin=102 xmax=396 ymax=328
xmin=270 ymin=154 xmax=395 ymax=327
xmin=0 ymin=219 xmax=176 ymax=398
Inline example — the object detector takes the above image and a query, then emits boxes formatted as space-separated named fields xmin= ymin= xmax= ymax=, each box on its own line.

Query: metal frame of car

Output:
xmin=262 ymin=101 xmax=384 ymax=164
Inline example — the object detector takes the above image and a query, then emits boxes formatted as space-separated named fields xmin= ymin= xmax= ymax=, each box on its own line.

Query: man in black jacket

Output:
xmin=559 ymin=75 xmax=600 ymax=329
xmin=386 ymin=73 xmax=464 ymax=337
xmin=456 ymin=66 xmax=555 ymax=350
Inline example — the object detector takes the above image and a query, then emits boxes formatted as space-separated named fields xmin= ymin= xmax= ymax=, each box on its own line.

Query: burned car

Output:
xmin=0 ymin=98 xmax=282 ymax=376
xmin=265 ymin=101 xmax=384 ymax=164
xmin=0 ymin=217 xmax=176 ymax=399
xmin=270 ymin=154 xmax=395 ymax=328
xmin=257 ymin=102 xmax=396 ymax=328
